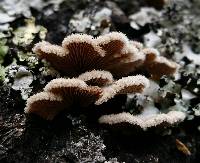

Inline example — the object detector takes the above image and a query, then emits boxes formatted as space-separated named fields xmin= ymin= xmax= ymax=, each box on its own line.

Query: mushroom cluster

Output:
xmin=25 ymin=72 xmax=149 ymax=120
xmin=25 ymin=32 xmax=185 ymax=130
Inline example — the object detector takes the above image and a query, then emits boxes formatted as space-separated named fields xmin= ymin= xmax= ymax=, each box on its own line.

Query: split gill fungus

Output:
xmin=25 ymin=32 xmax=184 ymax=130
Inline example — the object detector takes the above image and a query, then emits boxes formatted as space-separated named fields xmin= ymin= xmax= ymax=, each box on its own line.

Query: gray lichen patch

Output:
xmin=68 ymin=6 xmax=112 ymax=35
xmin=0 ymin=0 xmax=65 ymax=31
xmin=129 ymin=7 xmax=161 ymax=30
xmin=5 ymin=64 xmax=33 ymax=100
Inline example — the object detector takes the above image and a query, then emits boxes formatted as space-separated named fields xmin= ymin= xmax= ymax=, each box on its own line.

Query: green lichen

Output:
xmin=0 ymin=65 xmax=6 ymax=82
xmin=18 ymin=51 xmax=39 ymax=69
xmin=12 ymin=17 xmax=47 ymax=47
xmin=0 ymin=33 xmax=9 ymax=64
xmin=11 ymin=17 xmax=47 ymax=70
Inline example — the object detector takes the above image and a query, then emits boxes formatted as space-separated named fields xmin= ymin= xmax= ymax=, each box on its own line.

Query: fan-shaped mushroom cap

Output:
xmin=33 ymin=41 xmax=67 ymax=57
xmin=33 ymin=41 xmax=69 ymax=73
xmin=94 ymin=32 xmax=142 ymax=77
xmin=34 ymin=34 xmax=105 ymax=76
xmin=78 ymin=70 xmax=114 ymax=86
xmin=25 ymin=92 xmax=65 ymax=120
xmin=44 ymin=78 xmax=102 ymax=107
xmin=62 ymin=33 xmax=105 ymax=64
xmin=142 ymin=48 xmax=179 ymax=80
xmin=33 ymin=32 xmax=145 ymax=77
xmin=62 ymin=33 xmax=105 ymax=57
xmin=33 ymin=33 xmax=179 ymax=79
xmin=105 ymin=43 xmax=145 ymax=77
xmin=98 ymin=111 xmax=186 ymax=130
xmin=96 ymin=32 xmax=129 ymax=55
xmin=95 ymin=75 xmax=149 ymax=105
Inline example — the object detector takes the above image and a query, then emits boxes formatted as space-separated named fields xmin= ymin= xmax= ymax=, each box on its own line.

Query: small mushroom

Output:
xmin=102 ymin=42 xmax=145 ymax=77
xmin=95 ymin=32 xmax=128 ymax=56
xmin=25 ymin=92 xmax=65 ymax=120
xmin=44 ymin=78 xmax=102 ymax=107
xmin=95 ymin=75 xmax=150 ymax=105
xmin=98 ymin=111 xmax=186 ymax=130
xmin=33 ymin=32 xmax=178 ymax=79
xmin=33 ymin=32 xmax=146 ymax=77
xmin=78 ymin=70 xmax=114 ymax=86
xmin=25 ymin=78 xmax=103 ymax=120
xmin=142 ymin=48 xmax=179 ymax=80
